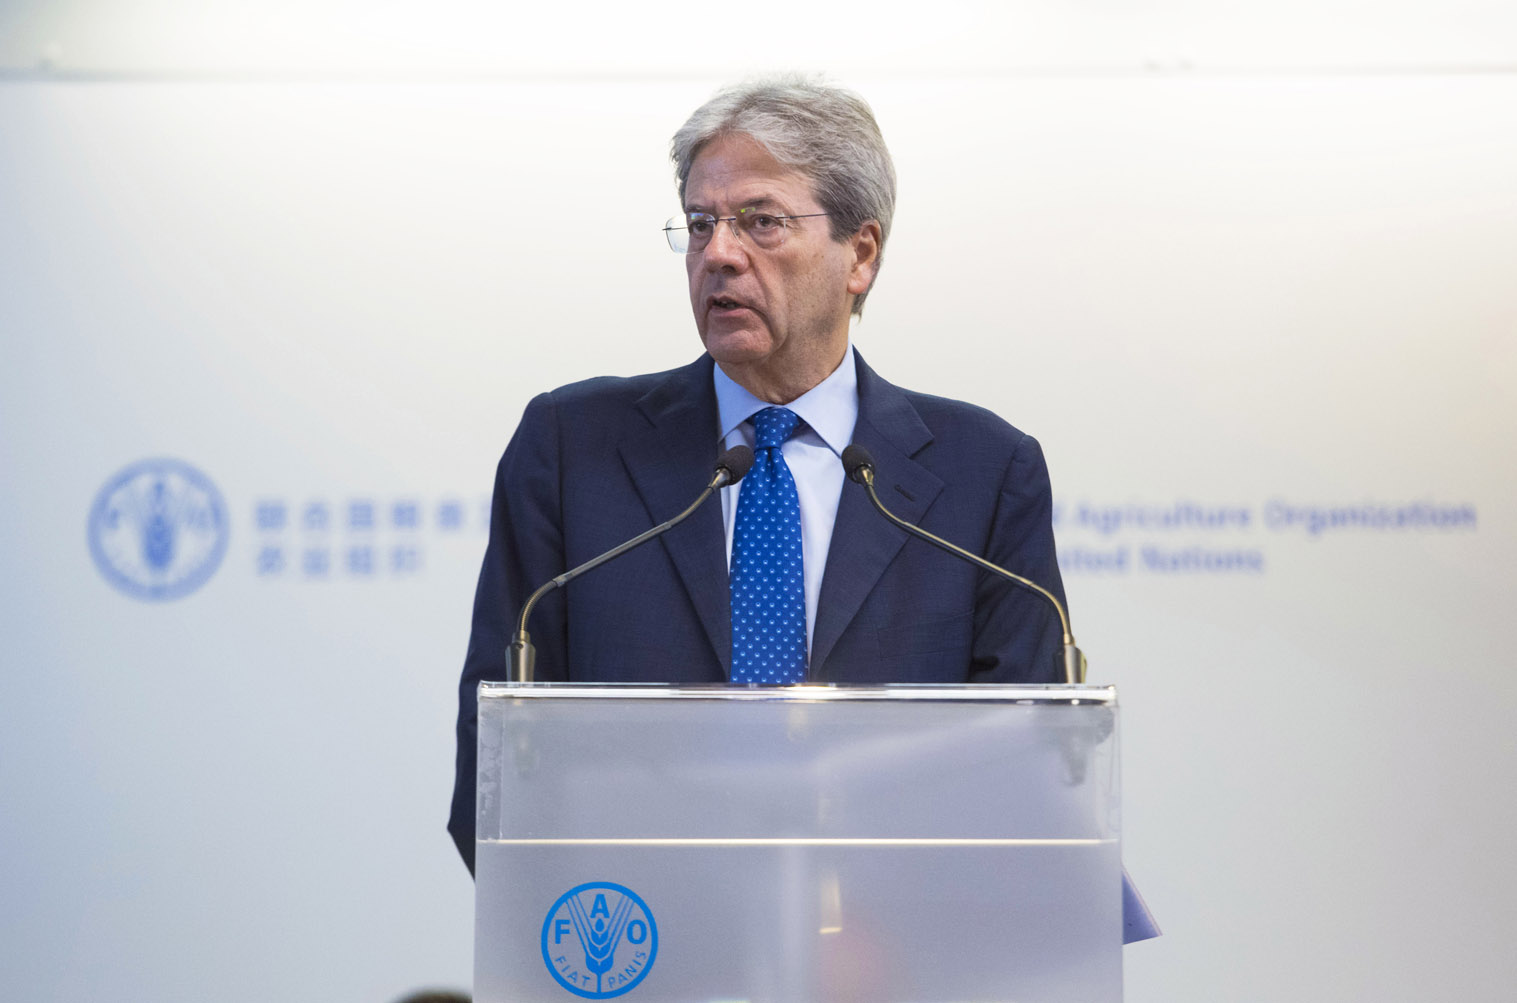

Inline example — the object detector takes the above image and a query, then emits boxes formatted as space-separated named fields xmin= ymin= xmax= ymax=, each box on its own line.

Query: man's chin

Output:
xmin=700 ymin=328 xmax=777 ymax=367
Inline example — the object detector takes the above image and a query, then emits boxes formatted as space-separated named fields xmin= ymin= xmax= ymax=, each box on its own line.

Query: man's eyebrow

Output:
xmin=683 ymin=195 xmax=790 ymax=215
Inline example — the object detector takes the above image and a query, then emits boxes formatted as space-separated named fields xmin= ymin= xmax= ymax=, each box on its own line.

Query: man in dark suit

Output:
xmin=449 ymin=76 xmax=1160 ymax=946
xmin=450 ymin=78 xmax=1064 ymax=869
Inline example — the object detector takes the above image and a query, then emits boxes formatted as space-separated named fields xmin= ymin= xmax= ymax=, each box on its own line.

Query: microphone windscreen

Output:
xmin=717 ymin=444 xmax=756 ymax=483
xmin=841 ymin=444 xmax=875 ymax=484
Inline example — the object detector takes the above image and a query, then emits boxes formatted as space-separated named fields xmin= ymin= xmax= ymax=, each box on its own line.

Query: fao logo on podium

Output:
xmin=88 ymin=459 xmax=229 ymax=601
xmin=541 ymin=882 xmax=658 ymax=999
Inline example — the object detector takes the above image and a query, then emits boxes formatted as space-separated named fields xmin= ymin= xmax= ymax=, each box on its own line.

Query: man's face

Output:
xmin=683 ymin=132 xmax=877 ymax=401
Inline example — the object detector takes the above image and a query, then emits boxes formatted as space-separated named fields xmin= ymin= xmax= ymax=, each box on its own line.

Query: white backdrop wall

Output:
xmin=2 ymin=5 xmax=1515 ymax=1001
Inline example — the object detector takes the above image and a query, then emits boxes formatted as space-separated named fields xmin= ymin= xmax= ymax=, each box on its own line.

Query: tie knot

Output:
xmin=751 ymin=407 xmax=800 ymax=450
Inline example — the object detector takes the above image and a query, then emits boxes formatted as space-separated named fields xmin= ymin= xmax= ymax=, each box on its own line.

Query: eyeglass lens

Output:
xmin=665 ymin=210 xmax=791 ymax=254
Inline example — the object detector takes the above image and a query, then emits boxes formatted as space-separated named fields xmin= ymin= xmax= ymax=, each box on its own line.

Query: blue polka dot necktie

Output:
xmin=730 ymin=406 xmax=806 ymax=684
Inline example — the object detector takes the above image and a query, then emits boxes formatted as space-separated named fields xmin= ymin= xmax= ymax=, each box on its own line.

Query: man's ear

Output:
xmin=846 ymin=220 xmax=883 ymax=297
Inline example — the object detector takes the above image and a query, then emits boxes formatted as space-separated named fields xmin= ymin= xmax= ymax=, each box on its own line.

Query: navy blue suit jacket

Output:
xmin=449 ymin=351 xmax=1067 ymax=868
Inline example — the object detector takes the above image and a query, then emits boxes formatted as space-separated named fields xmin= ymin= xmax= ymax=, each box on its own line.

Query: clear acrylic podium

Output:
xmin=475 ymin=683 xmax=1122 ymax=1002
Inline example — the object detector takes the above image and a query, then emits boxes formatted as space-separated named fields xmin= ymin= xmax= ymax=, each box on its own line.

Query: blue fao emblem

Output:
xmin=541 ymin=882 xmax=658 ymax=999
xmin=88 ymin=458 xmax=230 ymax=601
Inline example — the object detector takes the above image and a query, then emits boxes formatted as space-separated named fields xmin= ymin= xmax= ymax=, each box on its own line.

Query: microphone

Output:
xmin=507 ymin=445 xmax=755 ymax=682
xmin=840 ymin=444 xmax=1087 ymax=685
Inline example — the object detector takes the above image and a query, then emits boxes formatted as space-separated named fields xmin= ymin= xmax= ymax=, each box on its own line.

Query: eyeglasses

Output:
xmin=663 ymin=208 xmax=829 ymax=254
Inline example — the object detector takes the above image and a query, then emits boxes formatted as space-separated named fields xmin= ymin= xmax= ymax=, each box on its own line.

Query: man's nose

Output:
xmin=700 ymin=218 xmax=749 ymax=270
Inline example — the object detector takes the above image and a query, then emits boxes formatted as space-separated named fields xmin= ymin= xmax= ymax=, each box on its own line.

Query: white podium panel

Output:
xmin=475 ymin=683 xmax=1121 ymax=1002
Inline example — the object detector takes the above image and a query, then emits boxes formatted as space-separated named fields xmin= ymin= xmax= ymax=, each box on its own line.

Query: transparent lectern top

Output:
xmin=476 ymin=683 xmax=1119 ymax=843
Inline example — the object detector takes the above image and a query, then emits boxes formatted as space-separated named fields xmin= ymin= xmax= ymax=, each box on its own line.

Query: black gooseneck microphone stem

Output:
xmin=508 ymin=449 xmax=753 ymax=682
xmin=852 ymin=463 xmax=1087 ymax=685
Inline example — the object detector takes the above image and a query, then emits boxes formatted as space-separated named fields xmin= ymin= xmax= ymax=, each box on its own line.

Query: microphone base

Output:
xmin=1063 ymin=644 xmax=1087 ymax=685
xmin=508 ymin=636 xmax=536 ymax=683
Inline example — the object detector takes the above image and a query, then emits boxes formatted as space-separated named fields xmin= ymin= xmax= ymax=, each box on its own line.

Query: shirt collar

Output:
xmin=713 ymin=343 xmax=859 ymax=456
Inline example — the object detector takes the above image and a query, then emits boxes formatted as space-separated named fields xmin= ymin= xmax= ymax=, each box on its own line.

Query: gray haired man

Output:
xmin=452 ymin=73 xmax=1157 ymax=942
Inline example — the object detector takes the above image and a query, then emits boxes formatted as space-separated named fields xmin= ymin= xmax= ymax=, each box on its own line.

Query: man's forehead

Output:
xmin=683 ymin=133 xmax=817 ymax=212
xmin=683 ymin=179 xmax=819 ymax=215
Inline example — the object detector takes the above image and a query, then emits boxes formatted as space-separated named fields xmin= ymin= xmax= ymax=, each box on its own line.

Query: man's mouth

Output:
xmin=707 ymin=294 xmax=750 ymax=313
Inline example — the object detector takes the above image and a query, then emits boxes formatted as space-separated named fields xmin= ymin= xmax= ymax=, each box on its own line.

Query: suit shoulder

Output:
xmin=884 ymin=382 xmax=1055 ymax=509
xmin=540 ymin=365 xmax=688 ymax=411
xmin=897 ymin=386 xmax=1034 ymax=447
xmin=508 ymin=356 xmax=712 ymax=461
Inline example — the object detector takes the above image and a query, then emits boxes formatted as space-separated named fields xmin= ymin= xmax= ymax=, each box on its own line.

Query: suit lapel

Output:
xmin=618 ymin=356 xmax=732 ymax=676
xmin=810 ymin=353 xmax=942 ymax=674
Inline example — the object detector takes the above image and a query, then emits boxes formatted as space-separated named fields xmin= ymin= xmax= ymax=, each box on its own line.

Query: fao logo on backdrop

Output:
xmin=541 ymin=882 xmax=658 ymax=999
xmin=88 ymin=459 xmax=230 ymax=601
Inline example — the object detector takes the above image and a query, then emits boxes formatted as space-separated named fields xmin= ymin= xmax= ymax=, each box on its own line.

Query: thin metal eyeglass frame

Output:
xmin=663 ymin=211 xmax=830 ymax=254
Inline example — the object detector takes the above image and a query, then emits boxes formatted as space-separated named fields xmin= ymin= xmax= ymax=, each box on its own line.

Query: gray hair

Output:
xmin=671 ymin=76 xmax=897 ymax=316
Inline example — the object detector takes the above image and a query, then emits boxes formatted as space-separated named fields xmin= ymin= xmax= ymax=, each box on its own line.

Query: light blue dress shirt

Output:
xmin=714 ymin=344 xmax=860 ymax=660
